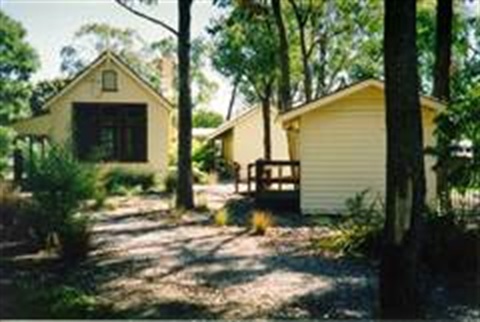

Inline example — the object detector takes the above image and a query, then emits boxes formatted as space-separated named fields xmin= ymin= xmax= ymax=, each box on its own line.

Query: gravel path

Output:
xmin=79 ymin=187 xmax=376 ymax=319
xmin=72 ymin=185 xmax=478 ymax=319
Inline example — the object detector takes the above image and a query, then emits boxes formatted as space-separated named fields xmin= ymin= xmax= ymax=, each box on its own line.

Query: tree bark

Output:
xmin=433 ymin=0 xmax=453 ymax=212
xmin=271 ymin=0 xmax=291 ymax=111
xmin=261 ymin=84 xmax=272 ymax=160
xmin=289 ymin=0 xmax=312 ymax=102
xmin=226 ymin=81 xmax=238 ymax=120
xmin=381 ymin=0 xmax=426 ymax=318
xmin=433 ymin=0 xmax=453 ymax=102
xmin=176 ymin=0 xmax=194 ymax=209
xmin=298 ymin=25 xmax=312 ymax=102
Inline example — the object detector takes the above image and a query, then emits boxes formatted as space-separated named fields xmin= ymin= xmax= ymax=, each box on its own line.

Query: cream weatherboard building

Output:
xmin=279 ymin=79 xmax=444 ymax=214
xmin=12 ymin=51 xmax=172 ymax=176
xmin=208 ymin=105 xmax=290 ymax=179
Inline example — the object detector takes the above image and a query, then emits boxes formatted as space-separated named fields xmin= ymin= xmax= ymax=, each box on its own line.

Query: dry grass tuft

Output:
xmin=214 ymin=208 xmax=229 ymax=227
xmin=250 ymin=210 xmax=273 ymax=235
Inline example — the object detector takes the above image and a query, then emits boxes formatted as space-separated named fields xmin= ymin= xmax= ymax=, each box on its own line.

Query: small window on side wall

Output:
xmin=102 ymin=70 xmax=118 ymax=92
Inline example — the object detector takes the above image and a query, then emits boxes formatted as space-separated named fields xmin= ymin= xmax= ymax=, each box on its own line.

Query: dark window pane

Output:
xmin=74 ymin=103 xmax=147 ymax=162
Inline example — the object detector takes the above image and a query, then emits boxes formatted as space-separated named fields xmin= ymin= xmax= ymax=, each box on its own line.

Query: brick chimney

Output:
xmin=153 ymin=56 xmax=176 ymax=101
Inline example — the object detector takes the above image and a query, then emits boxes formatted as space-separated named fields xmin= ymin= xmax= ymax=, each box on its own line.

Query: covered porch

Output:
xmin=10 ymin=114 xmax=52 ymax=184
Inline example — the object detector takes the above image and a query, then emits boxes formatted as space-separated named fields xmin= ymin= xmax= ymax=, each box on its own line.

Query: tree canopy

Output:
xmin=0 ymin=10 xmax=39 ymax=124
xmin=192 ymin=108 xmax=224 ymax=128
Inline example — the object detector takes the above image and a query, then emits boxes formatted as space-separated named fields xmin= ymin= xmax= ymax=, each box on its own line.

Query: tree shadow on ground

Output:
xmin=115 ymin=300 xmax=222 ymax=319
xmin=265 ymin=280 xmax=376 ymax=319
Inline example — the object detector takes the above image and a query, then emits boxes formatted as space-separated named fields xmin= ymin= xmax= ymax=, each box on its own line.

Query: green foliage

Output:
xmin=192 ymin=108 xmax=223 ymax=128
xmin=192 ymin=142 xmax=233 ymax=180
xmin=29 ymin=78 xmax=68 ymax=115
xmin=58 ymin=214 xmax=92 ymax=262
xmin=103 ymin=168 xmax=157 ymax=196
xmin=163 ymin=166 xmax=208 ymax=194
xmin=422 ymin=210 xmax=479 ymax=275
xmin=0 ymin=10 xmax=39 ymax=125
xmin=0 ymin=182 xmax=22 ymax=228
xmin=209 ymin=5 xmax=280 ymax=105
xmin=25 ymin=144 xmax=98 ymax=260
xmin=0 ymin=126 xmax=14 ymax=178
xmin=163 ymin=168 xmax=178 ymax=194
xmin=20 ymin=285 xmax=115 ymax=319
xmin=313 ymin=190 xmax=384 ymax=258
xmin=436 ymin=85 xmax=480 ymax=190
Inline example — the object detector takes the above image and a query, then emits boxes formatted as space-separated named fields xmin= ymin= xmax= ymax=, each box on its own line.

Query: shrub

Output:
xmin=164 ymin=168 xmax=177 ymax=193
xmin=214 ymin=208 xmax=229 ymax=227
xmin=0 ymin=182 xmax=21 ymax=227
xmin=192 ymin=142 xmax=234 ymax=180
xmin=312 ymin=190 xmax=384 ymax=258
xmin=22 ymin=285 xmax=115 ymax=319
xmin=58 ymin=214 xmax=92 ymax=262
xmin=0 ymin=126 xmax=14 ymax=179
xmin=25 ymin=145 xmax=98 ymax=260
xmin=422 ymin=210 xmax=479 ymax=275
xmin=103 ymin=168 xmax=156 ymax=195
xmin=250 ymin=210 xmax=273 ymax=235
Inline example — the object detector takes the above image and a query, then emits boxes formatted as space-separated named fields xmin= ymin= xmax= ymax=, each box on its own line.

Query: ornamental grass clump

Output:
xmin=214 ymin=208 xmax=229 ymax=227
xmin=250 ymin=210 xmax=273 ymax=235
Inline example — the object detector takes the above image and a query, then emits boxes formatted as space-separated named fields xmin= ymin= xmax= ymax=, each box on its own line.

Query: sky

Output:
xmin=1 ymin=0 xmax=238 ymax=115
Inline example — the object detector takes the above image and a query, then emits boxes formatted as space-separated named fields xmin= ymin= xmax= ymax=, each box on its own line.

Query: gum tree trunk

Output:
xmin=272 ymin=0 xmax=291 ymax=111
xmin=433 ymin=0 xmax=453 ymax=212
xmin=176 ymin=0 xmax=194 ymax=209
xmin=261 ymin=84 xmax=272 ymax=160
xmin=381 ymin=0 xmax=426 ymax=318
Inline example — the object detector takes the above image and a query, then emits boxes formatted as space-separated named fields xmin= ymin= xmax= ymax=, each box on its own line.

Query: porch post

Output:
xmin=13 ymin=137 xmax=24 ymax=184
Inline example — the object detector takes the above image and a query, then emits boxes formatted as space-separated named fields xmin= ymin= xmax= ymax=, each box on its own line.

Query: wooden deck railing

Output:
xmin=237 ymin=159 xmax=300 ymax=194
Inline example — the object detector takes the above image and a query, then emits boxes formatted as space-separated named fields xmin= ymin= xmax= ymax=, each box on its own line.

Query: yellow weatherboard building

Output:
xmin=279 ymin=79 xmax=444 ymax=214
xmin=11 ymin=51 xmax=172 ymax=177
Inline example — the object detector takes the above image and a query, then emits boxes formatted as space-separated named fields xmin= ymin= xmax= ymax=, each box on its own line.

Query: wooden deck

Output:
xmin=235 ymin=159 xmax=300 ymax=210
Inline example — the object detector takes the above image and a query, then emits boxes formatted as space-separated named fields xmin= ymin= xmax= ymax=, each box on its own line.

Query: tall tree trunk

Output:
xmin=272 ymin=0 xmax=291 ymax=111
xmin=381 ymin=0 xmax=426 ymax=318
xmin=289 ymin=0 xmax=312 ymax=102
xmin=315 ymin=36 xmax=327 ymax=98
xmin=226 ymin=81 xmax=238 ymax=120
xmin=433 ymin=0 xmax=452 ymax=102
xmin=433 ymin=0 xmax=453 ymax=212
xmin=176 ymin=0 xmax=194 ymax=209
xmin=299 ymin=25 xmax=312 ymax=102
xmin=261 ymin=84 xmax=272 ymax=160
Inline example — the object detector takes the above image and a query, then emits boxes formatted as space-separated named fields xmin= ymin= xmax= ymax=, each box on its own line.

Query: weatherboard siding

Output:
xmin=232 ymin=107 xmax=290 ymax=179
xmin=16 ymin=56 xmax=170 ymax=176
xmin=299 ymin=87 xmax=437 ymax=214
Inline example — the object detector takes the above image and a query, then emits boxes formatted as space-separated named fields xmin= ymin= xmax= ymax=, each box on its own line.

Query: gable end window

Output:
xmin=102 ymin=70 xmax=118 ymax=92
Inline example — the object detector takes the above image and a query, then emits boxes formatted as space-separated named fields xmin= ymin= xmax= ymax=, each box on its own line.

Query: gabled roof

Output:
xmin=279 ymin=79 xmax=446 ymax=124
xmin=42 ymin=51 xmax=173 ymax=112
xmin=207 ymin=105 xmax=260 ymax=140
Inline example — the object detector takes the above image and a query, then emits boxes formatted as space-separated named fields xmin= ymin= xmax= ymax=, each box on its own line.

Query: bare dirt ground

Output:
xmin=81 ymin=186 xmax=376 ymax=319
xmin=1 ymin=184 xmax=478 ymax=319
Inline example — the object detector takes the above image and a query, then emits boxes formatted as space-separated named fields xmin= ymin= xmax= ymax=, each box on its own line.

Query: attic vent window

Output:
xmin=102 ymin=70 xmax=118 ymax=92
